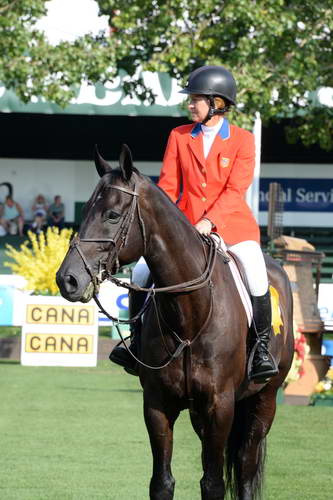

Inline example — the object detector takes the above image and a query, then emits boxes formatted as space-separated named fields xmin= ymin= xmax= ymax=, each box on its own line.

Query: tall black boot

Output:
xmin=249 ymin=290 xmax=278 ymax=383
xmin=109 ymin=288 xmax=146 ymax=376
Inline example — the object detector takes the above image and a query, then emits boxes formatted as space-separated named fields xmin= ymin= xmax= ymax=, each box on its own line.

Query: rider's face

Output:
xmin=187 ymin=94 xmax=210 ymax=123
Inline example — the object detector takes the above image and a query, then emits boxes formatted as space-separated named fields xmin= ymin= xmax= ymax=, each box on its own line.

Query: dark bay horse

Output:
xmin=56 ymin=145 xmax=294 ymax=500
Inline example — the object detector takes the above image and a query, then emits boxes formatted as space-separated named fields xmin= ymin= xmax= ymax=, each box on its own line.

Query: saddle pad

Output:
xmin=211 ymin=234 xmax=253 ymax=326
xmin=211 ymin=235 xmax=283 ymax=333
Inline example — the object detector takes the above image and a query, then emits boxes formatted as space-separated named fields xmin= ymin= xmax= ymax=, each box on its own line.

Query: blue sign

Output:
xmin=0 ymin=286 xmax=14 ymax=326
xmin=116 ymin=294 xmax=129 ymax=310
xmin=259 ymin=178 xmax=333 ymax=212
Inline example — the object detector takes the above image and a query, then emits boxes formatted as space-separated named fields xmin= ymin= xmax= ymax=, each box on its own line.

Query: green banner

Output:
xmin=0 ymin=72 xmax=187 ymax=117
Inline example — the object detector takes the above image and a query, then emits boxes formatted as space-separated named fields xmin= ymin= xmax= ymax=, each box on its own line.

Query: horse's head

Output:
xmin=56 ymin=144 xmax=146 ymax=303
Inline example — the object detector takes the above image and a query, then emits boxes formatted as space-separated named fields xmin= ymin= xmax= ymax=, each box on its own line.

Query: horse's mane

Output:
xmin=84 ymin=169 xmax=203 ymax=250
xmin=142 ymin=175 xmax=201 ymax=234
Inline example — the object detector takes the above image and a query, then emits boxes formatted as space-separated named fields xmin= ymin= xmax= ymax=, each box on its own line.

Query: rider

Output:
xmin=110 ymin=65 xmax=278 ymax=383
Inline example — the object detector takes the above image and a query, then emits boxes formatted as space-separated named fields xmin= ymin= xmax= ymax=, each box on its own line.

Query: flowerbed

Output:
xmin=310 ymin=367 xmax=333 ymax=406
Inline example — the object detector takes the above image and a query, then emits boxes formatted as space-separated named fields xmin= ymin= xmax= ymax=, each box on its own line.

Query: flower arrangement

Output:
xmin=285 ymin=321 xmax=310 ymax=385
xmin=311 ymin=367 xmax=333 ymax=401
xmin=4 ymin=227 xmax=73 ymax=295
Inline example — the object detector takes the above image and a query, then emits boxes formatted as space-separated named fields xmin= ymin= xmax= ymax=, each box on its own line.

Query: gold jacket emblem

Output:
xmin=221 ymin=157 xmax=230 ymax=168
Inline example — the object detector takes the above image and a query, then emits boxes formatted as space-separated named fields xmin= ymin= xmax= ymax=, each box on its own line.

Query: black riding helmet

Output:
xmin=180 ymin=65 xmax=237 ymax=122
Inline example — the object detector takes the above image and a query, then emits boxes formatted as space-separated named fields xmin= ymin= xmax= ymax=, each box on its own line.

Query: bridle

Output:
xmin=70 ymin=182 xmax=141 ymax=290
xmin=69 ymin=178 xmax=229 ymax=385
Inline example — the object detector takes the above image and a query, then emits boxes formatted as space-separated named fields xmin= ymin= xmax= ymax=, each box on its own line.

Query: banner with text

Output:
xmin=21 ymin=295 xmax=98 ymax=367
xmin=259 ymin=178 xmax=333 ymax=212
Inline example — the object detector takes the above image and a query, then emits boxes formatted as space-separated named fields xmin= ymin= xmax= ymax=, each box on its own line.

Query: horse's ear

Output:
xmin=119 ymin=144 xmax=133 ymax=181
xmin=94 ymin=145 xmax=112 ymax=177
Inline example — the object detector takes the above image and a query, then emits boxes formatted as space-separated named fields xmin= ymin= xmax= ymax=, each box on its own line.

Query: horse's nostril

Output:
xmin=64 ymin=274 xmax=78 ymax=293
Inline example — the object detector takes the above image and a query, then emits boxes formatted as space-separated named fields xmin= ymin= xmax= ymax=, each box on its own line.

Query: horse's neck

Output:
xmin=144 ymin=191 xmax=206 ymax=287
xmin=142 ymin=187 xmax=213 ymax=339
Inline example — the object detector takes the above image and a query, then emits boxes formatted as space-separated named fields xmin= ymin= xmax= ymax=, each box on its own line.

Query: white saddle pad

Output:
xmin=211 ymin=234 xmax=253 ymax=327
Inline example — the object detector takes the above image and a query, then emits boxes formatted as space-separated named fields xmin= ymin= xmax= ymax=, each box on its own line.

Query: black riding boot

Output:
xmin=249 ymin=290 xmax=278 ymax=383
xmin=109 ymin=289 xmax=146 ymax=376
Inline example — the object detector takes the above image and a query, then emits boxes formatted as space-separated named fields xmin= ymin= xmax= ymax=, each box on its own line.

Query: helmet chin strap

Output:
xmin=202 ymin=95 xmax=231 ymax=124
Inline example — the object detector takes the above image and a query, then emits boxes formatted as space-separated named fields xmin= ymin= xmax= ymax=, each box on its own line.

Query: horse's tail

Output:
xmin=225 ymin=397 xmax=266 ymax=500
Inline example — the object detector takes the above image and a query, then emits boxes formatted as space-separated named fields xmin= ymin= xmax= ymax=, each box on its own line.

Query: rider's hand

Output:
xmin=195 ymin=218 xmax=214 ymax=236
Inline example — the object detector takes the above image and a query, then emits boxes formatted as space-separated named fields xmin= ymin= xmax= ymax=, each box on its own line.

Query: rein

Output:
xmin=71 ymin=181 xmax=228 ymax=405
xmin=108 ymin=232 xmax=219 ymax=294
xmin=91 ymin=233 xmax=219 ymax=376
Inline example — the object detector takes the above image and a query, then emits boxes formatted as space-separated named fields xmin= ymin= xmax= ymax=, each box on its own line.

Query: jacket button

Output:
xmin=201 ymin=197 xmax=206 ymax=202
xmin=201 ymin=182 xmax=207 ymax=188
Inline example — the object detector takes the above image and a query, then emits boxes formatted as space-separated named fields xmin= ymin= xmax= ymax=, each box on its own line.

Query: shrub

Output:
xmin=4 ymin=227 xmax=73 ymax=295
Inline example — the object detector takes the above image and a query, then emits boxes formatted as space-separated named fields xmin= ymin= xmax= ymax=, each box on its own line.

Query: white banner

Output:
xmin=21 ymin=295 xmax=98 ymax=367
xmin=318 ymin=283 xmax=333 ymax=331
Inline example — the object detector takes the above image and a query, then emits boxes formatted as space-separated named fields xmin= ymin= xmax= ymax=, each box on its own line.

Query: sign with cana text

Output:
xmin=21 ymin=295 xmax=98 ymax=367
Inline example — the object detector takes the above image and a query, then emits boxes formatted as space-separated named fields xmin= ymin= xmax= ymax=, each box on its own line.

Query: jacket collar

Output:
xmin=190 ymin=118 xmax=230 ymax=140
xmin=189 ymin=119 xmax=230 ymax=168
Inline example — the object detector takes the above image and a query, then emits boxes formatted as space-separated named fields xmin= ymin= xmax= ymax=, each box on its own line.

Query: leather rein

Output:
xmin=70 ymin=182 xmax=227 ymax=377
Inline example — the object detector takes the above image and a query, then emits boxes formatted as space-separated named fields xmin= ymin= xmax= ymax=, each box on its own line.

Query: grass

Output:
xmin=0 ymin=361 xmax=332 ymax=500
xmin=0 ymin=326 xmax=21 ymax=338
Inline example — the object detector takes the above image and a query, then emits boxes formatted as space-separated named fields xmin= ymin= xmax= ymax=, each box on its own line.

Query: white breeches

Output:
xmin=228 ymin=240 xmax=268 ymax=296
xmin=132 ymin=240 xmax=268 ymax=297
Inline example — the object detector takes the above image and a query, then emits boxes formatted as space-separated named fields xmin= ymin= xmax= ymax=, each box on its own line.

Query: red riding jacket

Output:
xmin=158 ymin=119 xmax=260 ymax=246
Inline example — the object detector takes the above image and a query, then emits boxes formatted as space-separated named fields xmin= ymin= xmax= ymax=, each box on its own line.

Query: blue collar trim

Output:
xmin=190 ymin=119 xmax=230 ymax=140
xmin=218 ymin=119 xmax=230 ymax=140
xmin=190 ymin=122 xmax=202 ymax=138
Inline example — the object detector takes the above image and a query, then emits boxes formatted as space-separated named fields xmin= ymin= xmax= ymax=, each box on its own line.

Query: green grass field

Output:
xmin=0 ymin=360 xmax=332 ymax=500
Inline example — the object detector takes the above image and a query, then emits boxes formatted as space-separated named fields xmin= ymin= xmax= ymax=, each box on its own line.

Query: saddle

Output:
xmin=211 ymin=234 xmax=253 ymax=326
xmin=212 ymin=235 xmax=283 ymax=335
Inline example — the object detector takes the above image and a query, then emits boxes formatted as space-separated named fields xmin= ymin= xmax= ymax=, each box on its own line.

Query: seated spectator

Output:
xmin=0 ymin=203 xmax=6 ymax=236
xmin=31 ymin=194 xmax=48 ymax=234
xmin=2 ymin=195 xmax=25 ymax=236
xmin=47 ymin=195 xmax=65 ymax=229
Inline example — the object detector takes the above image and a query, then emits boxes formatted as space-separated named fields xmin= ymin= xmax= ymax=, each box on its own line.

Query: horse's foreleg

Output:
xmin=199 ymin=394 xmax=234 ymax=500
xmin=144 ymin=396 xmax=179 ymax=500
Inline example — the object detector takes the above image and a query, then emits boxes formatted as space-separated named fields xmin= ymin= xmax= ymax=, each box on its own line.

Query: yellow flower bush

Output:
xmin=4 ymin=227 xmax=73 ymax=295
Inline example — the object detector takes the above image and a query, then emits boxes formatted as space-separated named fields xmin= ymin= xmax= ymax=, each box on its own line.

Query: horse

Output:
xmin=56 ymin=144 xmax=294 ymax=500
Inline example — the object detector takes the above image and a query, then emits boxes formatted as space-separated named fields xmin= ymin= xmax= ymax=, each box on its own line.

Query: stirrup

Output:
xmin=247 ymin=340 xmax=278 ymax=384
xmin=124 ymin=365 xmax=139 ymax=376
xmin=249 ymin=364 xmax=279 ymax=384
xmin=109 ymin=345 xmax=139 ymax=376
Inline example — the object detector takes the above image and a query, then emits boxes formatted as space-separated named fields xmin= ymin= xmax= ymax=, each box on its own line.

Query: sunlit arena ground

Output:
xmin=1 ymin=360 xmax=332 ymax=500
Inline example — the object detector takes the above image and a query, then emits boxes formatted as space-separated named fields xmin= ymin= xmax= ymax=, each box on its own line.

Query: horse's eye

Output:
xmin=102 ymin=209 xmax=121 ymax=223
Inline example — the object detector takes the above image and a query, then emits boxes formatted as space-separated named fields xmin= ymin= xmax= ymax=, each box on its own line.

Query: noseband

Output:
xmin=70 ymin=183 xmax=141 ymax=291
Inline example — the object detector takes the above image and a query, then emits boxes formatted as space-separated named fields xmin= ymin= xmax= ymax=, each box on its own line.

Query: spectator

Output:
xmin=47 ymin=195 xmax=65 ymax=229
xmin=31 ymin=194 xmax=48 ymax=234
xmin=1 ymin=195 xmax=25 ymax=236
xmin=0 ymin=203 xmax=6 ymax=236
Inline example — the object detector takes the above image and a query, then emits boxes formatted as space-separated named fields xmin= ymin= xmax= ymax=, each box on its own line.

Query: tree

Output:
xmin=0 ymin=0 xmax=117 ymax=106
xmin=1 ymin=0 xmax=332 ymax=149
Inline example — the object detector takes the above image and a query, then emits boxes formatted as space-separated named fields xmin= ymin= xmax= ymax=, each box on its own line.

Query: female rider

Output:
xmin=110 ymin=65 xmax=278 ymax=383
